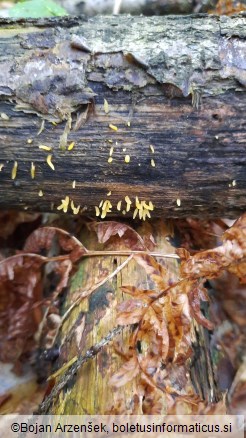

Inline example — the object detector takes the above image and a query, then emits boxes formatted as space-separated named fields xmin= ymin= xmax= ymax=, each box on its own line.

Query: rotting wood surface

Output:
xmin=40 ymin=221 xmax=220 ymax=415
xmin=0 ymin=15 xmax=245 ymax=218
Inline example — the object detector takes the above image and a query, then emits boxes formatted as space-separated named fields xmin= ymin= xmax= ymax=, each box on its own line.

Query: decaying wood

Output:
xmin=37 ymin=221 xmax=220 ymax=414
xmin=0 ymin=15 xmax=245 ymax=218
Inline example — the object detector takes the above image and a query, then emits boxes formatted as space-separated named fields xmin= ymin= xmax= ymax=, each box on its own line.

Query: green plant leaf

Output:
xmin=9 ymin=0 xmax=68 ymax=18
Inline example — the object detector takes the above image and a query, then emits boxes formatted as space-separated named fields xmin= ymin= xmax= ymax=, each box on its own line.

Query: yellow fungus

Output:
xmin=107 ymin=191 xmax=111 ymax=196
xmin=232 ymin=180 xmax=236 ymax=187
xmin=1 ymin=112 xmax=9 ymax=120
xmin=57 ymin=196 xmax=70 ymax=213
xmin=0 ymin=164 xmax=4 ymax=171
xmin=99 ymin=200 xmax=103 ymax=208
xmin=27 ymin=138 xmax=33 ymax=144
xmin=148 ymin=201 xmax=154 ymax=211
xmin=68 ymin=141 xmax=75 ymax=151
xmin=95 ymin=206 xmax=100 ymax=216
xmin=31 ymin=162 xmax=35 ymax=179
xmin=71 ymin=200 xmax=80 ymax=215
xmin=125 ymin=155 xmax=130 ymax=163
xmin=133 ymin=208 xmax=138 ymax=219
xmin=52 ymin=121 xmax=57 ymax=126
xmin=72 ymin=180 xmax=76 ymax=189
xmin=104 ymin=99 xmax=109 ymax=114
xmin=47 ymin=154 xmax=55 ymax=171
xmin=101 ymin=200 xmax=112 ymax=218
xmin=108 ymin=157 xmax=113 ymax=163
xmin=108 ymin=139 xmax=113 ymax=143
xmin=125 ymin=196 xmax=132 ymax=212
xmin=109 ymin=124 xmax=118 ymax=131
xmin=143 ymin=201 xmax=154 ymax=211
xmin=132 ymin=198 xmax=154 ymax=220
xmin=102 ymin=200 xmax=111 ymax=211
xmin=176 ymin=198 xmax=181 ymax=207
xmin=151 ymin=159 xmax=155 ymax=167
xmin=127 ymin=121 xmax=131 ymax=127
xmin=39 ymin=145 xmax=52 ymax=151
xmin=109 ymin=146 xmax=114 ymax=156
xmin=11 ymin=161 xmax=18 ymax=180
xmin=37 ymin=120 xmax=45 ymax=136
xmin=38 ymin=190 xmax=43 ymax=197
xmin=135 ymin=196 xmax=141 ymax=209
xmin=117 ymin=201 xmax=122 ymax=211
xmin=150 ymin=145 xmax=155 ymax=153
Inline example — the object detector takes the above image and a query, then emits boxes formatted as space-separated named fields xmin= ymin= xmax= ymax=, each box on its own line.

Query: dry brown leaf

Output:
xmin=88 ymin=221 xmax=147 ymax=250
xmin=209 ymin=0 xmax=246 ymax=15
xmin=141 ymin=384 xmax=163 ymax=414
xmin=137 ymin=305 xmax=169 ymax=371
xmin=52 ymin=259 xmax=73 ymax=297
xmin=0 ymin=254 xmax=45 ymax=282
xmin=174 ymin=218 xmax=224 ymax=252
xmin=121 ymin=285 xmax=159 ymax=300
xmin=187 ymin=283 xmax=214 ymax=330
xmin=0 ymin=255 xmax=44 ymax=364
xmin=109 ymin=356 xmax=140 ymax=387
xmin=0 ymin=211 xmax=40 ymax=239
xmin=116 ymin=299 xmax=148 ymax=325
xmin=134 ymin=254 xmax=170 ymax=290
xmin=178 ymin=213 xmax=246 ymax=280
xmin=24 ymin=227 xmax=87 ymax=261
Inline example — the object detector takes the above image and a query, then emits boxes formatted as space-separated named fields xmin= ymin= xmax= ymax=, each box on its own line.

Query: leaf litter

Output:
xmin=0 ymin=212 xmax=245 ymax=415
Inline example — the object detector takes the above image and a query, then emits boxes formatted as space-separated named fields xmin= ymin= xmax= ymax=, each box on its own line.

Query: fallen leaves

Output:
xmin=178 ymin=213 xmax=246 ymax=281
xmin=24 ymin=226 xmax=87 ymax=261
xmin=109 ymin=214 xmax=246 ymax=414
xmin=0 ymin=254 xmax=44 ymax=364
xmin=0 ymin=213 xmax=245 ymax=415
xmin=88 ymin=220 xmax=152 ymax=250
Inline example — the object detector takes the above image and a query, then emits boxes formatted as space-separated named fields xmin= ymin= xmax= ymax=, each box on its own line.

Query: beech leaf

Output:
xmin=24 ymin=227 xmax=87 ymax=261
xmin=88 ymin=221 xmax=147 ymax=250
xmin=109 ymin=356 xmax=140 ymax=387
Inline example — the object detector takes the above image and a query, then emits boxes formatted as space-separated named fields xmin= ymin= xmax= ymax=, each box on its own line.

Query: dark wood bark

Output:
xmin=0 ymin=15 xmax=245 ymax=218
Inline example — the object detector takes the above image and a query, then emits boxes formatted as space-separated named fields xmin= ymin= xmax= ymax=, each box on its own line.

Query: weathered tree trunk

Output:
xmin=0 ymin=15 xmax=245 ymax=218
xmin=37 ymin=221 xmax=221 ymax=415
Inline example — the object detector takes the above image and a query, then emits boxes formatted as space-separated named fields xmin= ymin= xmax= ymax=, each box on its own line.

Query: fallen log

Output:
xmin=0 ymin=14 xmax=245 ymax=218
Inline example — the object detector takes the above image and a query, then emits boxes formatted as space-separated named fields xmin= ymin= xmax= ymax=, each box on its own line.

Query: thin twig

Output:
xmin=35 ymin=325 xmax=124 ymax=414
xmin=48 ymin=250 xmax=180 ymax=262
